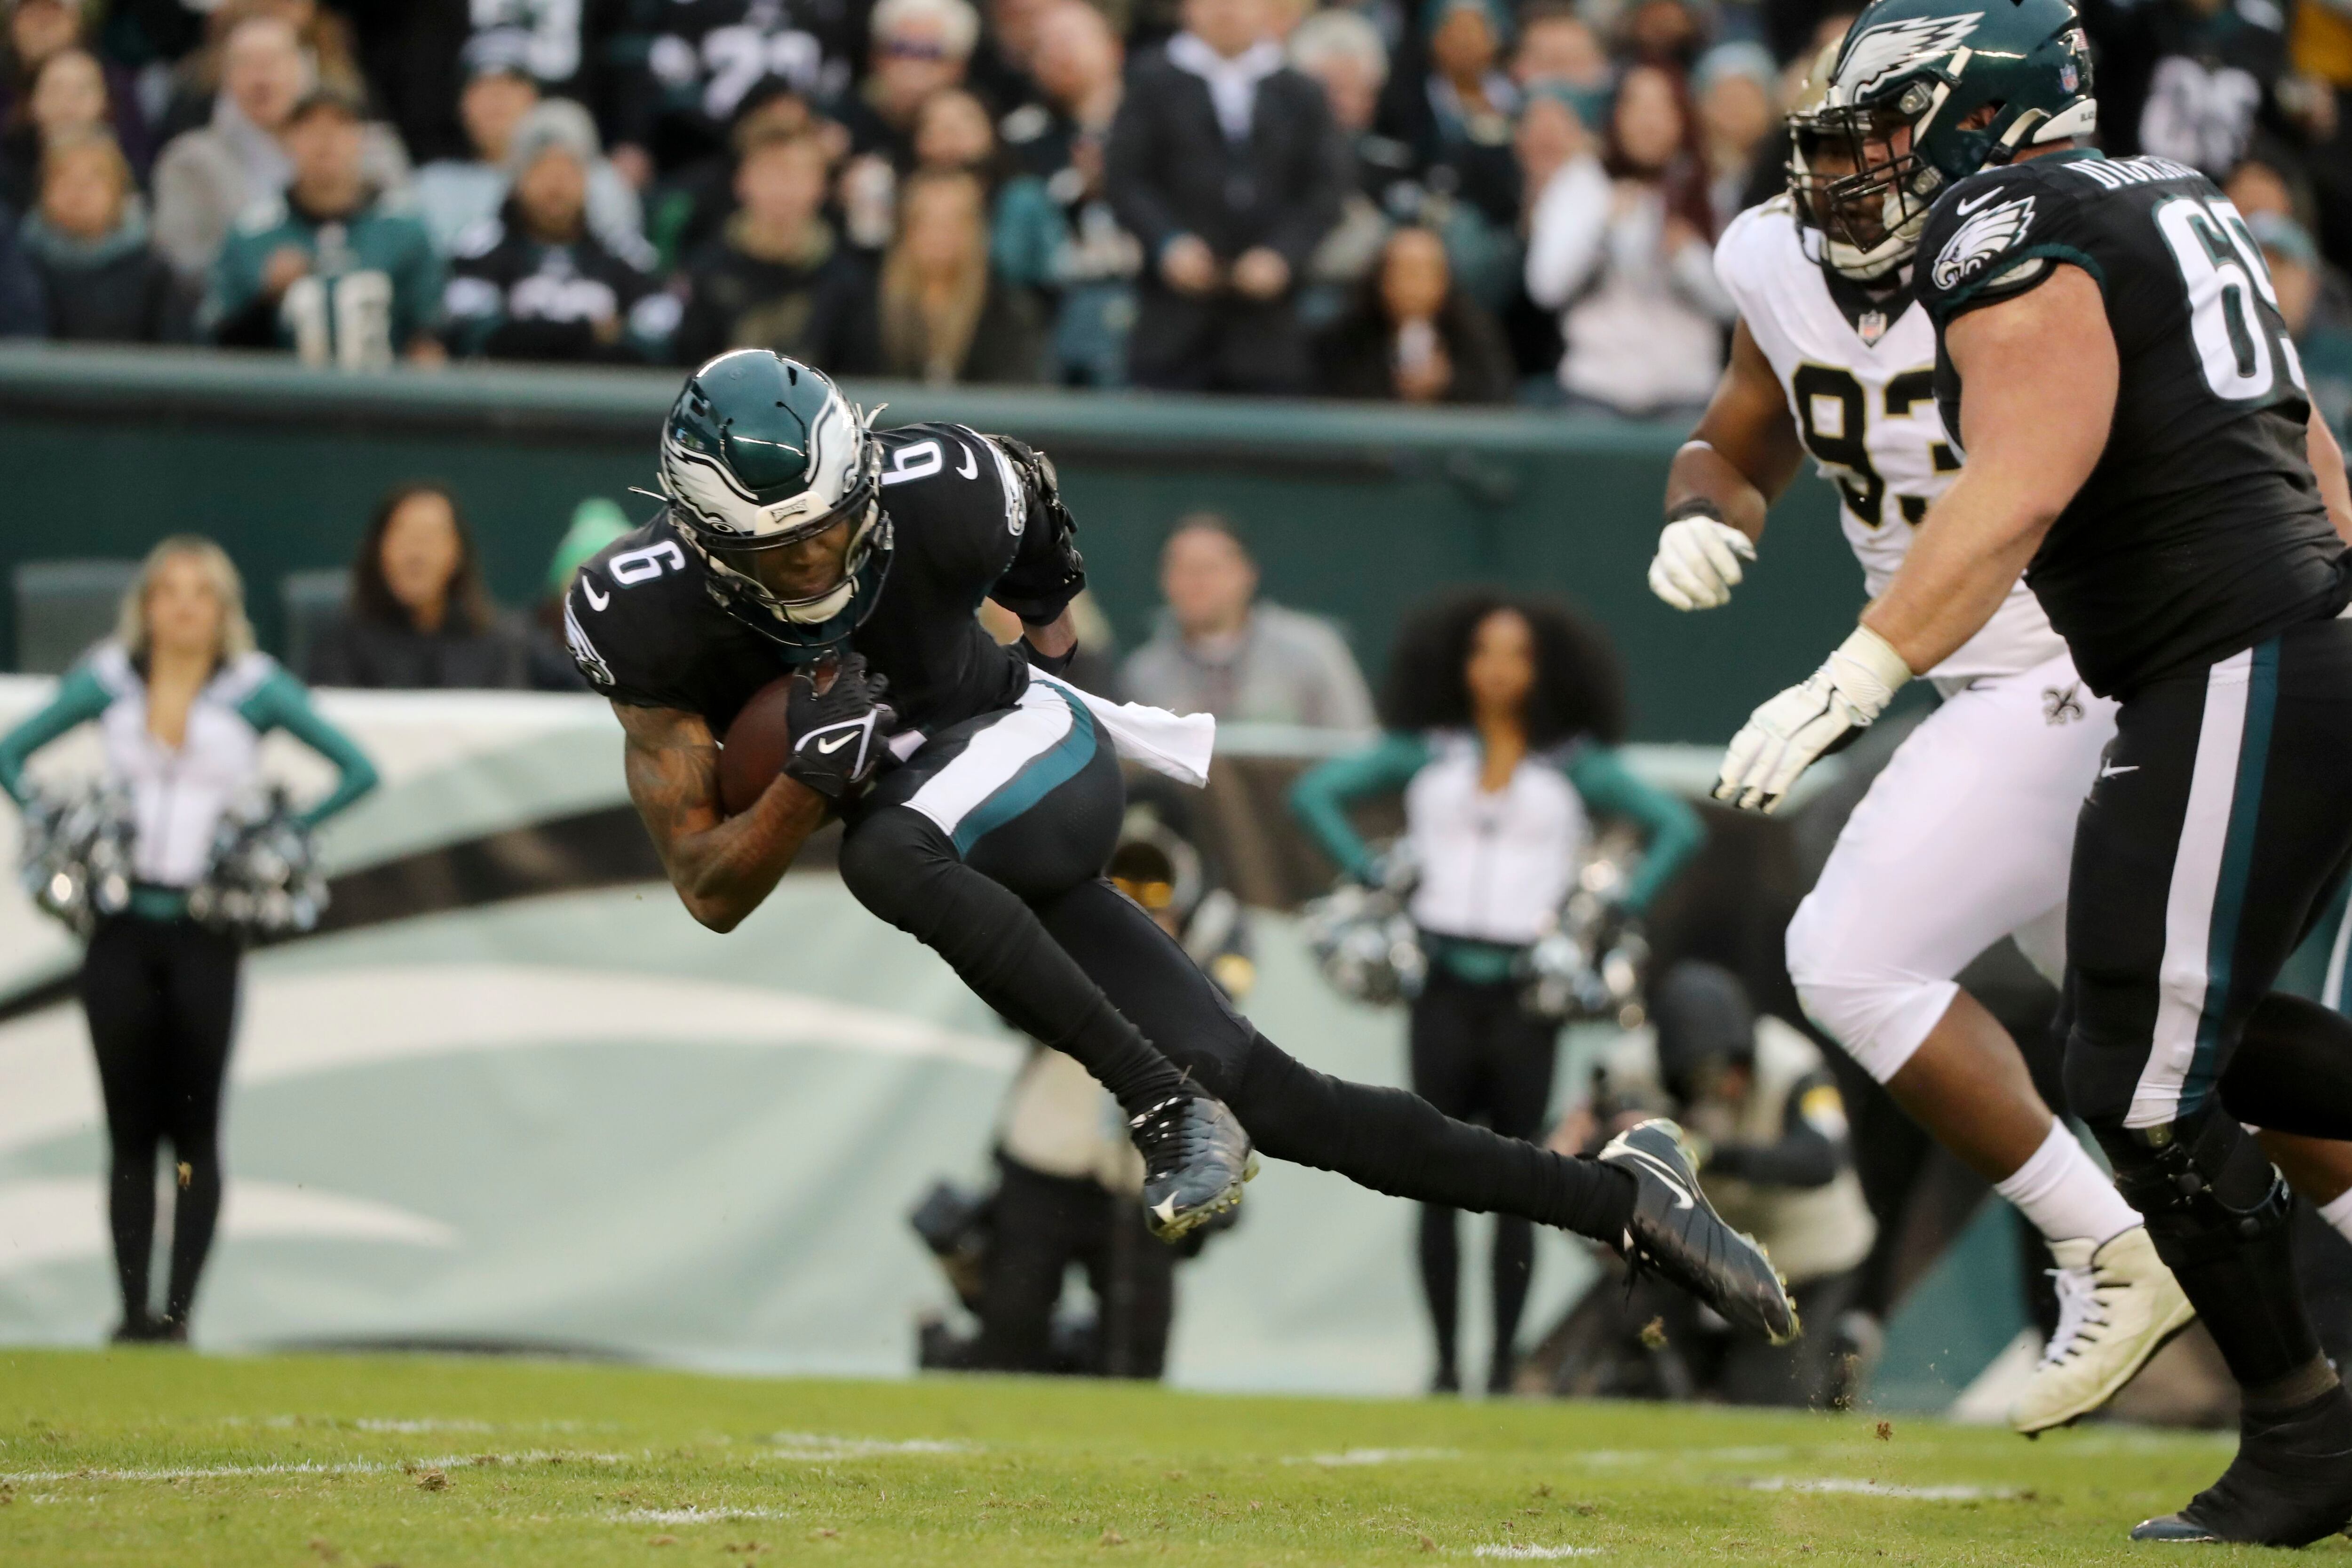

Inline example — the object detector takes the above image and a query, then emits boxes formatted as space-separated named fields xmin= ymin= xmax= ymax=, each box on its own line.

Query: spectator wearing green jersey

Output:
xmin=205 ymin=87 xmax=443 ymax=366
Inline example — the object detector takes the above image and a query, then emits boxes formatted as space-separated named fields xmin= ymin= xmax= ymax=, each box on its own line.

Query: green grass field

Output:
xmin=0 ymin=1348 xmax=2324 ymax=1566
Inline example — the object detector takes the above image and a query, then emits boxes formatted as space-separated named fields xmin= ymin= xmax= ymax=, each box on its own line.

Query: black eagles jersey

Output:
xmin=564 ymin=422 xmax=1082 ymax=737
xmin=1916 ymin=150 xmax=2348 ymax=696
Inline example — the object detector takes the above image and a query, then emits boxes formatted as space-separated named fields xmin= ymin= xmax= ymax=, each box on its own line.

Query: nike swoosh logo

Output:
xmin=2099 ymin=763 xmax=2140 ymax=778
xmin=1613 ymin=1146 xmax=1696 ymax=1210
xmin=581 ymin=579 xmax=609 ymax=611
xmin=815 ymin=732 xmax=857 ymax=755
xmin=1954 ymin=190 xmax=2000 ymax=215
xmin=957 ymin=449 xmax=978 ymax=479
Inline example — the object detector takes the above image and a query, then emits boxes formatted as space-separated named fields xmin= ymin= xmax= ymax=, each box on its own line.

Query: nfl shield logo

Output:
xmin=2060 ymin=61 xmax=2079 ymax=92
xmin=1858 ymin=310 xmax=1888 ymax=345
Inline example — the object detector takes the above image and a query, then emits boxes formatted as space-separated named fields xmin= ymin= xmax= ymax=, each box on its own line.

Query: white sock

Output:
xmin=1993 ymin=1119 xmax=2139 ymax=1250
xmin=2319 ymin=1187 xmax=2352 ymax=1247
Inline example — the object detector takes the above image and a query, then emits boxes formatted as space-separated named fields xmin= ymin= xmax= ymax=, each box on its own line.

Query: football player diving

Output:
xmin=564 ymin=349 xmax=1796 ymax=1344
xmin=1709 ymin=0 xmax=2352 ymax=1543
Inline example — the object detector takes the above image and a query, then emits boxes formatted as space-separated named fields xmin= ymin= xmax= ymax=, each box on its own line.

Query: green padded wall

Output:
xmin=0 ymin=346 xmax=1861 ymax=741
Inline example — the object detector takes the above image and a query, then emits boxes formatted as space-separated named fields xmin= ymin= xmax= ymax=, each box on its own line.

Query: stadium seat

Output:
xmin=13 ymin=559 xmax=139 ymax=675
xmin=279 ymin=569 xmax=351 ymax=678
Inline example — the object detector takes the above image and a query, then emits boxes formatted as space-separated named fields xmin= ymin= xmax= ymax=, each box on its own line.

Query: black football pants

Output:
xmin=2065 ymin=616 xmax=2352 ymax=1395
xmin=836 ymin=680 xmax=1632 ymax=1242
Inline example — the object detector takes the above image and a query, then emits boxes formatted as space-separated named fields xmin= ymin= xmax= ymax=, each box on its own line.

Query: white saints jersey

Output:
xmin=1713 ymin=198 xmax=2067 ymax=681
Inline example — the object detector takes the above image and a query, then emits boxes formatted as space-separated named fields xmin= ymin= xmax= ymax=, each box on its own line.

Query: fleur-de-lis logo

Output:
xmin=2043 ymin=684 xmax=2085 ymax=726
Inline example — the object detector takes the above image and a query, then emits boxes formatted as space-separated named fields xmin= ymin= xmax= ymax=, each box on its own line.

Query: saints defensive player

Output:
xmin=565 ymin=349 xmax=1796 ymax=1342
xmin=1713 ymin=0 xmax=2352 ymax=1542
xmin=1655 ymin=48 xmax=2191 ymax=1438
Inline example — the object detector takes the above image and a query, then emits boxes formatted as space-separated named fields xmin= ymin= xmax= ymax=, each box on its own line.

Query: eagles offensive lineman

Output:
xmin=1712 ymin=0 xmax=2352 ymax=1541
xmin=1656 ymin=50 xmax=2192 ymax=1438
xmin=564 ymin=349 xmax=1796 ymax=1342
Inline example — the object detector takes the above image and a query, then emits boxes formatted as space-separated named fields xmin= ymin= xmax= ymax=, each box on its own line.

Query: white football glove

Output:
xmin=1715 ymin=626 xmax=1912 ymax=813
xmin=1648 ymin=515 xmax=1756 ymax=611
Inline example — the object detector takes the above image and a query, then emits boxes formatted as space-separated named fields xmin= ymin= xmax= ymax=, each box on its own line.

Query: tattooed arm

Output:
xmin=616 ymin=702 xmax=829 ymax=932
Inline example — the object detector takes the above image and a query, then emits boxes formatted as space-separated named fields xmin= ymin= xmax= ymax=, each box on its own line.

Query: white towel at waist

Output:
xmin=1031 ymin=671 xmax=1216 ymax=787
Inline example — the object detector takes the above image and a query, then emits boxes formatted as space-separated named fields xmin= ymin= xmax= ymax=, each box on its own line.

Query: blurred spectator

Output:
xmin=1121 ymin=513 xmax=1375 ymax=726
xmin=0 ymin=0 xmax=151 ymax=178
xmin=999 ymin=0 xmax=1124 ymax=180
xmin=970 ymin=0 xmax=1056 ymax=121
xmin=1693 ymin=42 xmax=1777 ymax=229
xmin=152 ymin=15 xmax=411 ymax=280
xmin=914 ymin=84 xmax=1005 ymax=180
xmin=842 ymin=0 xmax=983 ymax=163
xmin=1525 ymin=64 xmax=1730 ymax=416
xmin=155 ymin=0 xmax=373 ymax=146
xmin=1288 ymin=8 xmax=1406 ymax=297
xmin=413 ymin=49 xmax=646 ymax=263
xmin=1381 ymin=0 xmax=1520 ymax=227
xmin=1615 ymin=0 xmax=1713 ymax=71
xmin=21 ymin=131 xmax=190 ymax=342
xmin=1107 ymin=0 xmax=1349 ymax=393
xmin=640 ymin=80 xmax=831 ymax=271
xmin=2084 ymin=0 xmax=2317 ymax=180
xmin=1535 ymin=963 xmax=1872 ymax=1406
xmin=673 ymin=127 xmax=878 ymax=370
xmin=1 ymin=47 xmax=111 ymax=213
xmin=992 ymin=2 xmax=1138 ymax=383
xmin=205 ymin=88 xmax=443 ymax=367
xmin=307 ymin=483 xmax=539 ymax=690
xmin=347 ymin=0 xmax=596 ymax=169
xmin=2252 ymin=209 xmax=2352 ymax=435
xmin=610 ymin=0 xmax=856 ymax=177
xmin=443 ymin=102 xmax=677 ymax=363
xmin=1316 ymin=224 xmax=1512 ymax=401
xmin=875 ymin=167 xmax=1044 ymax=381
xmin=1511 ymin=3 xmax=1610 ymax=93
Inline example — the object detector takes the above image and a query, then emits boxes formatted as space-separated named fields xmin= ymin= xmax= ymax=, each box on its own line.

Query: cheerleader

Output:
xmin=0 ymin=537 xmax=377 ymax=1343
xmin=1292 ymin=589 xmax=1702 ymax=1392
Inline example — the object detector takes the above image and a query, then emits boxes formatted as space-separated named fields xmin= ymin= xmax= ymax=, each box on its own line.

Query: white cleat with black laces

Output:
xmin=2009 ymin=1226 xmax=2195 ymax=1436
xmin=1597 ymin=1119 xmax=1798 ymax=1345
xmin=1129 ymin=1092 xmax=1257 ymax=1242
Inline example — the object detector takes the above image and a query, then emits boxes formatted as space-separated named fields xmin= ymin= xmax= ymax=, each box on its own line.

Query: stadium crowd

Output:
xmin=0 ymin=0 xmax=2344 ymax=410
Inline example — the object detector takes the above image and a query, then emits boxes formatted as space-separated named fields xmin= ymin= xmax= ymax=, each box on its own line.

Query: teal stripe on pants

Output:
xmin=949 ymin=694 xmax=1099 ymax=856
xmin=2182 ymin=638 xmax=2280 ymax=1112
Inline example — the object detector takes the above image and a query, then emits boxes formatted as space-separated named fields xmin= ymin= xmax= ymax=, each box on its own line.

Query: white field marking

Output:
xmin=1469 ymin=1548 xmax=1603 ymax=1560
xmin=1573 ymin=1446 xmax=1789 ymax=1466
xmin=764 ymin=1433 xmax=973 ymax=1460
xmin=1284 ymin=1448 xmax=1463 ymax=1467
xmin=1745 ymin=1477 xmax=2016 ymax=1501
xmin=614 ymin=1507 xmax=790 ymax=1525
xmin=353 ymin=1418 xmax=494 ymax=1434
xmin=0 ymin=1450 xmax=633 ymax=1486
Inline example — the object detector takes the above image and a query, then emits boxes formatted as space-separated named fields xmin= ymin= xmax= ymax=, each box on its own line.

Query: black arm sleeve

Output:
xmin=984 ymin=434 xmax=1088 ymax=625
xmin=1703 ymin=1070 xmax=1847 ymax=1189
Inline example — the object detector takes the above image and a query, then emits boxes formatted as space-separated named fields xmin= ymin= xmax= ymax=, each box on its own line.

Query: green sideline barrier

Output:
xmin=0 ymin=344 xmax=1861 ymax=743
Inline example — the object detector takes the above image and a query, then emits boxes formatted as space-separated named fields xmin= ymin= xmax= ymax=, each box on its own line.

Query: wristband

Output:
xmin=1666 ymin=497 xmax=1728 ymax=525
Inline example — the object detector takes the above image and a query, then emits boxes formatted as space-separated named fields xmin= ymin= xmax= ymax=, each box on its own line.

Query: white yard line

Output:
xmin=1284 ymin=1448 xmax=1464 ymax=1467
xmin=1746 ymin=1477 xmax=2016 ymax=1501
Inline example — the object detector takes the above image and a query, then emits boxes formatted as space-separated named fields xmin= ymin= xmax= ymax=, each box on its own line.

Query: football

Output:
xmin=717 ymin=675 xmax=796 ymax=814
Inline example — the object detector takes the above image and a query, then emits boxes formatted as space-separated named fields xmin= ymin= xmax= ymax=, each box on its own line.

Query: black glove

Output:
xmin=783 ymin=654 xmax=898 ymax=801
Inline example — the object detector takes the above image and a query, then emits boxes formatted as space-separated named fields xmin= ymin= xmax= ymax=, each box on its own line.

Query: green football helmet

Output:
xmin=1789 ymin=0 xmax=2096 ymax=280
xmin=657 ymin=350 xmax=890 ymax=655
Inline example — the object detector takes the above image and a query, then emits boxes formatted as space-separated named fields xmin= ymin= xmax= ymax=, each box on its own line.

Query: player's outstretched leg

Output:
xmin=1784 ymin=674 xmax=2188 ymax=1433
xmin=1035 ymin=876 xmax=1798 ymax=1342
xmin=835 ymin=792 xmax=1251 ymax=1241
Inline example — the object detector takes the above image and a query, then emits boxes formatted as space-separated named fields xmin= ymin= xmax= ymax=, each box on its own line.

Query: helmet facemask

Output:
xmin=676 ymin=438 xmax=887 ymax=631
xmin=1789 ymin=87 xmax=1947 ymax=282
